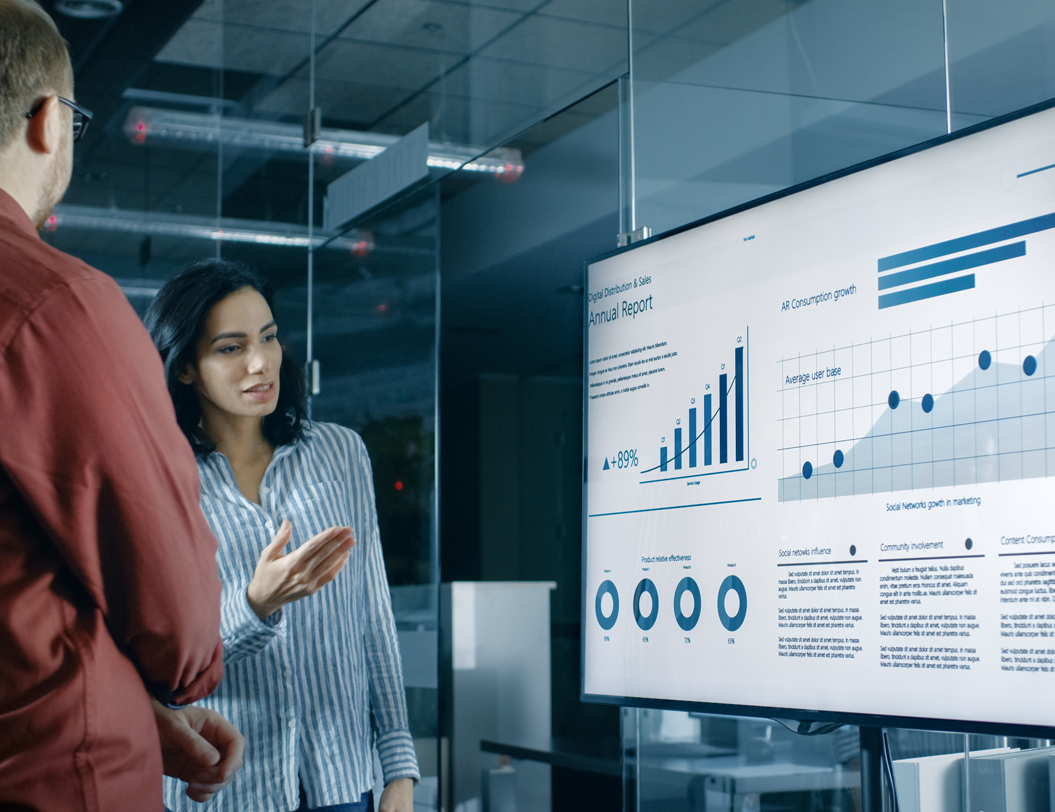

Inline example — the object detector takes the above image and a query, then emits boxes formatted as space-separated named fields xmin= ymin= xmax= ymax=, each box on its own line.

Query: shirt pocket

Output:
xmin=286 ymin=479 xmax=353 ymax=540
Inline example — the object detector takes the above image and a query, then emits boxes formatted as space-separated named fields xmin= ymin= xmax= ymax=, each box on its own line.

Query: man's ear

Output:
xmin=25 ymin=96 xmax=64 ymax=156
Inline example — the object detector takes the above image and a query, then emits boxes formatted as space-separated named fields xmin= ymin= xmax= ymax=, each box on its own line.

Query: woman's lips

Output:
xmin=244 ymin=381 xmax=276 ymax=401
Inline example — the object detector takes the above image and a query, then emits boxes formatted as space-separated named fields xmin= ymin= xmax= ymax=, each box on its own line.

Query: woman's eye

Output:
xmin=218 ymin=345 xmax=240 ymax=354
xmin=263 ymin=333 xmax=278 ymax=343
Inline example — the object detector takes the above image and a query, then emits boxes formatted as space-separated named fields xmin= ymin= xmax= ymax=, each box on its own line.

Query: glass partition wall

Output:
xmin=43 ymin=1 xmax=445 ymax=808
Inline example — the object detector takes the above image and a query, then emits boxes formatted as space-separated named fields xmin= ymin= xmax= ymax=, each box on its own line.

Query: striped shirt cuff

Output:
xmin=222 ymin=590 xmax=285 ymax=664
xmin=376 ymin=728 xmax=420 ymax=785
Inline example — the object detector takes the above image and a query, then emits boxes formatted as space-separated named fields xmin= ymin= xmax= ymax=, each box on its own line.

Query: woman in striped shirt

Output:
xmin=147 ymin=260 xmax=419 ymax=812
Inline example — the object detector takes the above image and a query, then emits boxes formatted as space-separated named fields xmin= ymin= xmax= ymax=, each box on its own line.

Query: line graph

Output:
xmin=778 ymin=305 xmax=1055 ymax=501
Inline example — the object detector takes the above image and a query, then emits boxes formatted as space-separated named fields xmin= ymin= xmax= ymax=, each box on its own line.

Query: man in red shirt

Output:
xmin=0 ymin=2 xmax=243 ymax=809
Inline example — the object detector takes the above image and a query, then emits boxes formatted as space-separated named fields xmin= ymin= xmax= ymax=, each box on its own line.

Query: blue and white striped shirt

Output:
xmin=163 ymin=422 xmax=419 ymax=812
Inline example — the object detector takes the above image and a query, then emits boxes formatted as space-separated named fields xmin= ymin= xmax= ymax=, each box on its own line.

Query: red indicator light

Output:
xmin=394 ymin=481 xmax=403 ymax=491
xmin=136 ymin=122 xmax=145 ymax=132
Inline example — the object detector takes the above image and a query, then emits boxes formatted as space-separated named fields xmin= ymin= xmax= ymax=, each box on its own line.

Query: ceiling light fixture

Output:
xmin=124 ymin=106 xmax=524 ymax=179
xmin=56 ymin=0 xmax=123 ymax=19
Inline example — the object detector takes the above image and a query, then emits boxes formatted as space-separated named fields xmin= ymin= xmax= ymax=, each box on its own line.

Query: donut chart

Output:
xmin=633 ymin=579 xmax=659 ymax=630
xmin=595 ymin=580 xmax=619 ymax=631
xmin=673 ymin=577 xmax=701 ymax=631
xmin=717 ymin=575 xmax=748 ymax=632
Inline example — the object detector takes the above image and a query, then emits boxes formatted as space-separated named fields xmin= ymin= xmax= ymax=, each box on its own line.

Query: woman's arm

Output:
xmin=218 ymin=520 xmax=353 ymax=665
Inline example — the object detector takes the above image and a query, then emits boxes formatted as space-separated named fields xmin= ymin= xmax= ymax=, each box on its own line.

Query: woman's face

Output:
xmin=181 ymin=287 xmax=282 ymax=420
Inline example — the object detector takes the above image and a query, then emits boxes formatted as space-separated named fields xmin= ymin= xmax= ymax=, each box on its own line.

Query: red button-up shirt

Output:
xmin=0 ymin=190 xmax=224 ymax=811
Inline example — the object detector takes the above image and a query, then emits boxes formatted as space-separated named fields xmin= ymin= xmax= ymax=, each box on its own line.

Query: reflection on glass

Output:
xmin=630 ymin=0 xmax=948 ymax=237
xmin=946 ymin=0 xmax=1055 ymax=131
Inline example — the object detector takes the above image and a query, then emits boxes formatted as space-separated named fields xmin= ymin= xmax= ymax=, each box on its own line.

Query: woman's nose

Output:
xmin=247 ymin=345 xmax=268 ymax=372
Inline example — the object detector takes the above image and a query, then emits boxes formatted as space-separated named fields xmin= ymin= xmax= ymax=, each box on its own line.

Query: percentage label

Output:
xmin=617 ymin=449 xmax=639 ymax=468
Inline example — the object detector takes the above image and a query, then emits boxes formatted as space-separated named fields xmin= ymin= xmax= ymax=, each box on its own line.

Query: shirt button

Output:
xmin=261 ymin=486 xmax=271 ymax=495
xmin=288 ymin=719 xmax=296 ymax=729
xmin=265 ymin=520 xmax=274 ymax=530
xmin=284 ymin=668 xmax=293 ymax=678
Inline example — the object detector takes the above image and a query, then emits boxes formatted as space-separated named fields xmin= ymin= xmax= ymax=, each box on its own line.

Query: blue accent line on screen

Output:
xmin=717 ymin=576 xmax=747 ymax=632
xmin=588 ymin=496 xmax=762 ymax=518
xmin=1018 ymin=162 xmax=1055 ymax=178
xmin=877 ymin=241 xmax=1025 ymax=291
xmin=633 ymin=579 xmax=659 ymax=630
xmin=979 ymin=350 xmax=992 ymax=370
xmin=1024 ymin=355 xmax=1038 ymax=376
xmin=595 ymin=580 xmax=619 ymax=630
xmin=877 ymin=274 xmax=975 ymax=310
xmin=877 ymin=211 xmax=1055 ymax=272
xmin=673 ymin=578 xmax=701 ymax=631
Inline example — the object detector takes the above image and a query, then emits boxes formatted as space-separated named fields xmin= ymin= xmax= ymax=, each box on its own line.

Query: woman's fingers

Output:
xmin=291 ymin=526 xmax=353 ymax=565
xmin=311 ymin=548 xmax=352 ymax=591
xmin=262 ymin=519 xmax=293 ymax=559
xmin=306 ymin=537 xmax=354 ymax=583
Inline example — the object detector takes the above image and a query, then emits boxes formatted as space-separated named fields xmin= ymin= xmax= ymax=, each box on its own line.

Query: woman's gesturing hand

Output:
xmin=246 ymin=520 xmax=354 ymax=619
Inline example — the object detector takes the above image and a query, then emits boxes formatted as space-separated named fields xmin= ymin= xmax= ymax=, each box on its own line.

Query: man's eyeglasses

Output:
xmin=25 ymin=96 xmax=94 ymax=143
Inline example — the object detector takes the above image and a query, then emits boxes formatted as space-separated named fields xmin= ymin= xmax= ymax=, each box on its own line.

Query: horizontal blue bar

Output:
xmin=878 ymin=241 xmax=1025 ymax=291
xmin=1019 ymin=162 xmax=1055 ymax=178
xmin=878 ymin=212 xmax=1055 ymax=272
xmin=878 ymin=274 xmax=975 ymax=309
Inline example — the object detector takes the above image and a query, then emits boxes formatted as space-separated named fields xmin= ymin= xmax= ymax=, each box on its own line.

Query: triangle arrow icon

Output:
xmin=603 ymin=458 xmax=611 ymax=470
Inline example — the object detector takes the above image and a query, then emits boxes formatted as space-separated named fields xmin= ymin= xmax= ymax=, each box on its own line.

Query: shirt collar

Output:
xmin=0 ymin=188 xmax=41 ymax=240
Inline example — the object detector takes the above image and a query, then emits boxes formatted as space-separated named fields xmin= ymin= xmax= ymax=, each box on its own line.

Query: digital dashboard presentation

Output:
xmin=583 ymin=101 xmax=1055 ymax=732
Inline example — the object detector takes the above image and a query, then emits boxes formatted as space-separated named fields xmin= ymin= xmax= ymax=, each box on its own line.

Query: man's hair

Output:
xmin=0 ymin=0 xmax=73 ymax=149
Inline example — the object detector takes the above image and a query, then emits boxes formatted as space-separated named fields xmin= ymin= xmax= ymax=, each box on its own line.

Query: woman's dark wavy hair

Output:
xmin=145 ymin=258 xmax=307 ymax=458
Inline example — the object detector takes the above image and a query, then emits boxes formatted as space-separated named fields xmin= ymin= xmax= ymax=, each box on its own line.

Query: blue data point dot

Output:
xmin=850 ymin=545 xmax=857 ymax=556
xmin=979 ymin=350 xmax=992 ymax=370
xmin=833 ymin=450 xmax=844 ymax=469
xmin=965 ymin=538 xmax=973 ymax=550
xmin=1024 ymin=355 xmax=1038 ymax=376
xmin=888 ymin=390 xmax=900 ymax=410
xmin=802 ymin=461 xmax=813 ymax=480
xmin=922 ymin=394 xmax=934 ymax=413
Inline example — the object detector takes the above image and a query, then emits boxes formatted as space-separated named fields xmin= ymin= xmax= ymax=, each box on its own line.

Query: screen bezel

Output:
xmin=579 ymin=95 xmax=1055 ymax=738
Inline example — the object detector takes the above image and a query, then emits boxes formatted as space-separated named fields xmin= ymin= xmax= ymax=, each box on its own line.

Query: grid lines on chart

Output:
xmin=776 ymin=304 xmax=1055 ymax=501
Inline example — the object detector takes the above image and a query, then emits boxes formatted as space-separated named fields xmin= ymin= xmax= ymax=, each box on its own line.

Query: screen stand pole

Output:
xmin=859 ymin=726 xmax=884 ymax=812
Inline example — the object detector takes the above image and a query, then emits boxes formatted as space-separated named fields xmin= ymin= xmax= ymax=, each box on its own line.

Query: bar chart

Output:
xmin=777 ymin=304 xmax=1055 ymax=501
xmin=641 ymin=332 xmax=749 ymax=484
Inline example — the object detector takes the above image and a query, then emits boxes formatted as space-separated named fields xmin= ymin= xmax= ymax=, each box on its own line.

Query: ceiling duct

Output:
xmin=124 ymin=106 xmax=524 ymax=179
xmin=49 ymin=205 xmax=418 ymax=256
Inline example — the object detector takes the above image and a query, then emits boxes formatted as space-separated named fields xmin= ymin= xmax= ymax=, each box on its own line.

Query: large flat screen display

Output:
xmin=583 ymin=100 xmax=1055 ymax=735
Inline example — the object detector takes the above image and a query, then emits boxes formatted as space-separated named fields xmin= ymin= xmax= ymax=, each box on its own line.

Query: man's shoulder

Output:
xmin=0 ymin=234 xmax=129 ymax=349
xmin=0 ymin=228 xmax=113 ymax=301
